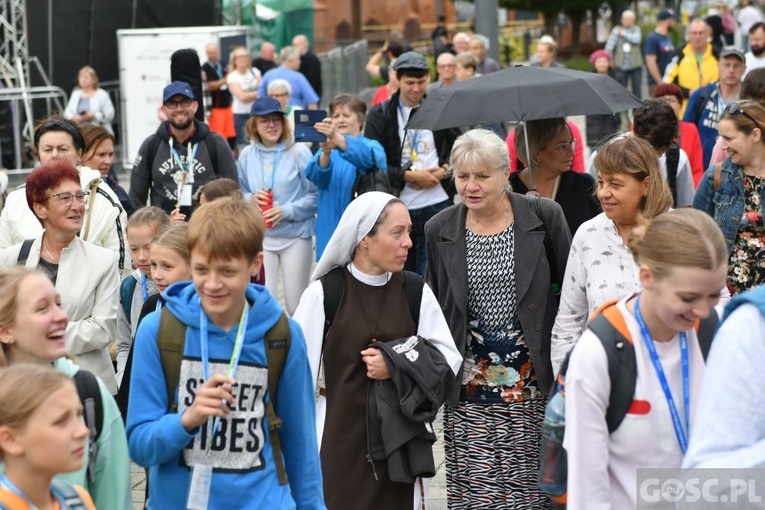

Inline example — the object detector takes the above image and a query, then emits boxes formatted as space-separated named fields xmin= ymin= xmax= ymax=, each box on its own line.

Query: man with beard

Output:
xmin=745 ymin=22 xmax=765 ymax=77
xmin=129 ymin=81 xmax=237 ymax=216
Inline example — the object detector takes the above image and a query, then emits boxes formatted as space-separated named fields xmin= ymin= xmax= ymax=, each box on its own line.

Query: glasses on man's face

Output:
xmin=547 ymin=139 xmax=577 ymax=154
xmin=269 ymin=92 xmax=289 ymax=98
xmin=726 ymin=101 xmax=759 ymax=126
xmin=45 ymin=191 xmax=89 ymax=208
xmin=164 ymin=98 xmax=193 ymax=110
xmin=257 ymin=116 xmax=283 ymax=126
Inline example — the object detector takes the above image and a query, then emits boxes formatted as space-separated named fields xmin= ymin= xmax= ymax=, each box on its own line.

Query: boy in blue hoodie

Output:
xmin=126 ymin=197 xmax=325 ymax=509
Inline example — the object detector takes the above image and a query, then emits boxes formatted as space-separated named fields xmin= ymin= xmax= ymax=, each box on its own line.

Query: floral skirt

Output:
xmin=444 ymin=398 xmax=552 ymax=510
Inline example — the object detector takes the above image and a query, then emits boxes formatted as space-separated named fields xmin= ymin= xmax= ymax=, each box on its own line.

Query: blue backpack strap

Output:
xmin=50 ymin=480 xmax=87 ymax=509
xmin=119 ymin=276 xmax=138 ymax=326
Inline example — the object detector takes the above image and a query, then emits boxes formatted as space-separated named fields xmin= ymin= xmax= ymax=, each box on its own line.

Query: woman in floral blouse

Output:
xmin=694 ymin=100 xmax=765 ymax=296
xmin=550 ymin=135 xmax=673 ymax=374
xmin=425 ymin=129 xmax=571 ymax=509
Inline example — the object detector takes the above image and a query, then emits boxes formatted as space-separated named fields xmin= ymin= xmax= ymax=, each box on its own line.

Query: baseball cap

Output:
xmin=720 ymin=47 xmax=746 ymax=62
xmin=392 ymin=51 xmax=429 ymax=71
xmin=658 ymin=10 xmax=676 ymax=21
xmin=163 ymin=81 xmax=194 ymax=103
xmin=250 ymin=96 xmax=284 ymax=117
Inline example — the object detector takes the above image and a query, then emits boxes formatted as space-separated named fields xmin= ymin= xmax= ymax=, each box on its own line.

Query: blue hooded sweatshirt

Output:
xmin=126 ymin=281 xmax=325 ymax=510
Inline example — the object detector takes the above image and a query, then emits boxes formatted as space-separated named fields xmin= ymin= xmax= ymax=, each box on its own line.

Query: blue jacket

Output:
xmin=238 ymin=142 xmax=318 ymax=241
xmin=693 ymin=157 xmax=761 ymax=255
xmin=304 ymin=134 xmax=387 ymax=260
xmin=682 ymin=82 xmax=721 ymax=169
xmin=126 ymin=281 xmax=325 ymax=510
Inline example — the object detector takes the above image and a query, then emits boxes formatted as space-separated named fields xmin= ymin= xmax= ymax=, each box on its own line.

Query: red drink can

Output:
xmin=261 ymin=189 xmax=274 ymax=228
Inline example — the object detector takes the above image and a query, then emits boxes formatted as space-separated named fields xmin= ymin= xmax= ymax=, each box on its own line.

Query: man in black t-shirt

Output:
xmin=253 ymin=41 xmax=278 ymax=75
xmin=202 ymin=42 xmax=235 ymax=147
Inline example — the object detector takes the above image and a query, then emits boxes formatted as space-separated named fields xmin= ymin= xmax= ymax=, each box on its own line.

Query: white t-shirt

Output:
xmin=738 ymin=5 xmax=765 ymax=34
xmin=564 ymin=297 xmax=707 ymax=510
xmin=396 ymin=104 xmax=448 ymax=210
xmin=745 ymin=52 xmax=765 ymax=78
xmin=227 ymin=68 xmax=262 ymax=114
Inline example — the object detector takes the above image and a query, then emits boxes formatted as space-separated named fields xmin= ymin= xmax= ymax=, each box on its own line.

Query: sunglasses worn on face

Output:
xmin=164 ymin=98 xmax=193 ymax=109
xmin=726 ymin=102 xmax=759 ymax=126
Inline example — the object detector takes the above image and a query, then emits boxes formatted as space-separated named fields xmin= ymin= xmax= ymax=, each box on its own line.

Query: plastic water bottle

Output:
xmin=538 ymin=388 xmax=567 ymax=499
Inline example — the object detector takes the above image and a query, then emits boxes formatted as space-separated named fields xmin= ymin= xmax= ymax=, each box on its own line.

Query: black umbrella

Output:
xmin=406 ymin=65 xmax=643 ymax=131
xmin=405 ymin=66 xmax=643 ymax=189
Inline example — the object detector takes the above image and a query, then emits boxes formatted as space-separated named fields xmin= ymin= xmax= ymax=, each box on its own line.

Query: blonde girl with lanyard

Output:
xmin=237 ymin=97 xmax=316 ymax=315
xmin=0 ymin=365 xmax=96 ymax=510
xmin=563 ymin=209 xmax=728 ymax=509
xmin=115 ymin=206 xmax=170 ymax=388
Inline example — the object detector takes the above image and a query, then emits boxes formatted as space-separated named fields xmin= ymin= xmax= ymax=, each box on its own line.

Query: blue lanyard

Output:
xmin=199 ymin=298 xmax=248 ymax=451
xmin=257 ymin=144 xmax=283 ymax=189
xmin=141 ymin=273 xmax=149 ymax=302
xmin=634 ymin=295 xmax=690 ymax=454
xmin=0 ymin=475 xmax=68 ymax=510
xmin=170 ymin=141 xmax=199 ymax=183
xmin=155 ymin=299 xmax=162 ymax=312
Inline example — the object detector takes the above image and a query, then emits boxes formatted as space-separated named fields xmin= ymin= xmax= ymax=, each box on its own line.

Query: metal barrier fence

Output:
xmin=318 ymin=40 xmax=369 ymax=108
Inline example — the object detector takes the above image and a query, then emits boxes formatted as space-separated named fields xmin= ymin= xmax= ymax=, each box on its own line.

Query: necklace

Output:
xmin=466 ymin=199 xmax=513 ymax=234
xmin=43 ymin=242 xmax=60 ymax=263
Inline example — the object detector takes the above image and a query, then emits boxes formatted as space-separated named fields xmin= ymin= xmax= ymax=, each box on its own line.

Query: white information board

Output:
xmin=117 ymin=26 xmax=248 ymax=167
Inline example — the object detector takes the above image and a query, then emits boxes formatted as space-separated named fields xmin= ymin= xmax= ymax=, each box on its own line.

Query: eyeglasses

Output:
xmin=546 ymin=139 xmax=578 ymax=154
xmin=164 ymin=98 xmax=193 ymax=109
xmin=269 ymin=92 xmax=289 ymax=98
xmin=659 ymin=96 xmax=680 ymax=104
xmin=257 ymin=116 xmax=283 ymax=125
xmin=725 ymin=102 xmax=759 ymax=126
xmin=44 ymin=191 xmax=89 ymax=207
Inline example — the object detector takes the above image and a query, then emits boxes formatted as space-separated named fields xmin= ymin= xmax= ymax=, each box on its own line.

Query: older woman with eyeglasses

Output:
xmin=694 ymin=99 xmax=765 ymax=295
xmin=0 ymin=163 xmax=120 ymax=394
xmin=0 ymin=116 xmax=128 ymax=272
xmin=511 ymin=117 xmax=601 ymax=236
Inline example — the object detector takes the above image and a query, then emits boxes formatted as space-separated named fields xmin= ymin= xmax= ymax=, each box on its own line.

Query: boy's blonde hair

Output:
xmin=188 ymin=197 xmax=265 ymax=261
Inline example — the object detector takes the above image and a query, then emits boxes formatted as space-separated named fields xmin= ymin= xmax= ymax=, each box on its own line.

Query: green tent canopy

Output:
xmin=223 ymin=0 xmax=314 ymax=51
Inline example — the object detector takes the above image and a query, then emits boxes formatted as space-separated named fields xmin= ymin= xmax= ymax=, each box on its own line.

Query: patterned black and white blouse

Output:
xmin=462 ymin=224 xmax=543 ymax=403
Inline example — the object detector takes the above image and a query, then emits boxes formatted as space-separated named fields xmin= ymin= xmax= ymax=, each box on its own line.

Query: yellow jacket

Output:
xmin=663 ymin=43 xmax=719 ymax=117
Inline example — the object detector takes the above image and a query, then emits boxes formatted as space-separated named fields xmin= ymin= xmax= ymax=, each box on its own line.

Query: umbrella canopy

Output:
xmin=405 ymin=66 xmax=644 ymax=131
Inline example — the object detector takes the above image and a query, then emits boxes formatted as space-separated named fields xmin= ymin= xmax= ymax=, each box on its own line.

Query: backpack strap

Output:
xmin=73 ymin=370 xmax=103 ymax=484
xmin=523 ymin=195 xmax=560 ymax=292
xmin=264 ymin=312 xmax=291 ymax=486
xmin=696 ymin=308 xmax=719 ymax=360
xmin=320 ymin=266 xmax=346 ymax=344
xmin=402 ymin=270 xmax=424 ymax=325
xmin=158 ymin=307 xmax=187 ymax=411
xmin=16 ymin=238 xmax=34 ymax=265
xmin=666 ymin=143 xmax=680 ymax=207
xmin=587 ymin=308 xmax=637 ymax=434
xmin=50 ymin=480 xmax=88 ymax=509
xmin=119 ymin=277 xmax=138 ymax=327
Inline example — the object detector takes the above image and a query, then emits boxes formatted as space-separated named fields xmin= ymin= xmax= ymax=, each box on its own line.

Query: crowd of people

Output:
xmin=5 ymin=6 xmax=765 ymax=509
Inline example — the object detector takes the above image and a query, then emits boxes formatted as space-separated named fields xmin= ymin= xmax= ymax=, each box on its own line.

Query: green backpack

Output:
xmin=156 ymin=307 xmax=291 ymax=485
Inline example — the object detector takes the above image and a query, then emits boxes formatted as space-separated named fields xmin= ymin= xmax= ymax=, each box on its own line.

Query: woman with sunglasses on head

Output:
xmin=0 ymin=163 xmax=120 ymax=395
xmin=511 ymin=117 xmax=601 ymax=236
xmin=694 ymin=99 xmax=765 ymax=295
xmin=238 ymin=96 xmax=316 ymax=315
xmin=0 ymin=116 xmax=128 ymax=272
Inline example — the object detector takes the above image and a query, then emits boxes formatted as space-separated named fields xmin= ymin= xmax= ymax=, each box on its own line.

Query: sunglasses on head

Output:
xmin=725 ymin=102 xmax=759 ymax=126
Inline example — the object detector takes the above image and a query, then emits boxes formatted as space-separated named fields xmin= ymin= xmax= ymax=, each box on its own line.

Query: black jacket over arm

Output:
xmin=364 ymin=91 xmax=461 ymax=198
